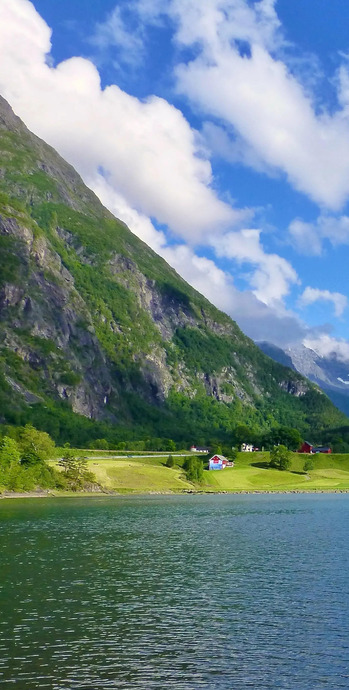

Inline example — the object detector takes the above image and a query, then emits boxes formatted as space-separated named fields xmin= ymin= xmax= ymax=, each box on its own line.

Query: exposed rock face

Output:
xmin=278 ymin=380 xmax=308 ymax=397
xmin=0 ymin=211 xmax=112 ymax=419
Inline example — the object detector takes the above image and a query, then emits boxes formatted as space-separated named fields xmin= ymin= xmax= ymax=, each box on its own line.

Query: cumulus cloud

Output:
xmin=211 ymin=229 xmax=298 ymax=305
xmin=88 ymin=172 xmax=168 ymax=255
xmin=299 ymin=287 xmax=348 ymax=318
xmin=201 ymin=120 xmax=274 ymax=174
xmin=86 ymin=173 xmax=308 ymax=346
xmin=289 ymin=215 xmax=349 ymax=255
xmin=160 ymin=0 xmax=349 ymax=210
xmin=0 ymin=0 xmax=242 ymax=244
xmin=86 ymin=0 xmax=349 ymax=210
xmin=304 ymin=335 xmax=349 ymax=363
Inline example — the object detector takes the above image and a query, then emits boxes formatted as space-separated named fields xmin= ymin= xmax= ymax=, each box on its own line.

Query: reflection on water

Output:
xmin=0 ymin=494 xmax=349 ymax=689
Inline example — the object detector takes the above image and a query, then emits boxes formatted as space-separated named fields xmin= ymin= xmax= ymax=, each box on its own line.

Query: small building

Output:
xmin=298 ymin=441 xmax=332 ymax=454
xmin=299 ymin=441 xmax=313 ymax=454
xmin=241 ymin=443 xmax=254 ymax=452
xmin=190 ymin=445 xmax=210 ymax=453
xmin=208 ymin=454 xmax=234 ymax=470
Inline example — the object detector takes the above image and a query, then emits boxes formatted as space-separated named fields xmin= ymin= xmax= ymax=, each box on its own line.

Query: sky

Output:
xmin=1 ymin=0 xmax=349 ymax=360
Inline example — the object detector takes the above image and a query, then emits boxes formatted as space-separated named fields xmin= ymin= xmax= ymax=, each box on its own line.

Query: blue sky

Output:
xmin=1 ymin=0 xmax=349 ymax=360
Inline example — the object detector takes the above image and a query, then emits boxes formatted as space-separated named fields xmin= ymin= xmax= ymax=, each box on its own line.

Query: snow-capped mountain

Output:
xmin=258 ymin=341 xmax=349 ymax=416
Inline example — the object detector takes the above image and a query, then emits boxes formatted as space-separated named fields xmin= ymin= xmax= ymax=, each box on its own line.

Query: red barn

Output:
xmin=299 ymin=441 xmax=313 ymax=453
xmin=298 ymin=442 xmax=331 ymax=454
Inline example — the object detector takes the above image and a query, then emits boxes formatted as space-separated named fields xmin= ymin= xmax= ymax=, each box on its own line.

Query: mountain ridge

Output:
xmin=258 ymin=340 xmax=349 ymax=417
xmin=0 ymin=95 xmax=347 ymax=445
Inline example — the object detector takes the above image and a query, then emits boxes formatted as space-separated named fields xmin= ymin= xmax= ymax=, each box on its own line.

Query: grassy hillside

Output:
xmin=203 ymin=452 xmax=349 ymax=492
xmin=48 ymin=451 xmax=349 ymax=494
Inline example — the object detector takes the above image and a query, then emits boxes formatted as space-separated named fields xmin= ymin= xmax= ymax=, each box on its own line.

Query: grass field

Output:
xmin=202 ymin=451 xmax=349 ymax=492
xmin=51 ymin=451 xmax=349 ymax=493
xmin=52 ymin=455 xmax=194 ymax=493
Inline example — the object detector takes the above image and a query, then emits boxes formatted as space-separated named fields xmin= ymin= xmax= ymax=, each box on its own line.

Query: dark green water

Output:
xmin=1 ymin=494 xmax=349 ymax=689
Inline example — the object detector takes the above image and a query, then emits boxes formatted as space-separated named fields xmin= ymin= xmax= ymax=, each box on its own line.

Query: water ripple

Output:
xmin=0 ymin=494 xmax=349 ymax=688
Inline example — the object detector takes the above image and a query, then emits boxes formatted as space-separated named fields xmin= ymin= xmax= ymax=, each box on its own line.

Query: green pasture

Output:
xmin=51 ymin=455 xmax=193 ymax=493
xmin=51 ymin=451 xmax=349 ymax=493
xmin=202 ymin=452 xmax=349 ymax=492
xmin=89 ymin=458 xmax=194 ymax=492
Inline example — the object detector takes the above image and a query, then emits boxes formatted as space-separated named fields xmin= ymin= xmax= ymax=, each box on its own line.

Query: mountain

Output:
xmin=0 ymin=95 xmax=347 ymax=445
xmin=258 ymin=341 xmax=349 ymax=417
xmin=255 ymin=342 xmax=296 ymax=372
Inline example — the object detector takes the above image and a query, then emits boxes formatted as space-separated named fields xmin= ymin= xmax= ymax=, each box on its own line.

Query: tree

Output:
xmin=89 ymin=438 xmax=109 ymax=450
xmin=230 ymin=447 xmax=238 ymax=462
xmin=263 ymin=426 xmax=302 ymax=451
xmin=166 ymin=454 xmax=175 ymax=468
xmin=232 ymin=424 xmax=258 ymax=448
xmin=0 ymin=437 xmax=21 ymax=469
xmin=303 ymin=457 xmax=314 ymax=473
xmin=58 ymin=449 xmax=93 ymax=489
xmin=17 ymin=425 xmax=55 ymax=464
xmin=269 ymin=445 xmax=292 ymax=471
xmin=183 ymin=456 xmax=203 ymax=483
xmin=166 ymin=439 xmax=176 ymax=452
xmin=58 ymin=448 xmax=78 ymax=474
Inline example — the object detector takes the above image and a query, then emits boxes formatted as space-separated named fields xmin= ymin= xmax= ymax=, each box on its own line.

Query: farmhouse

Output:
xmin=298 ymin=441 xmax=332 ymax=454
xmin=241 ymin=443 xmax=254 ymax=452
xmin=208 ymin=454 xmax=234 ymax=470
xmin=190 ymin=445 xmax=210 ymax=453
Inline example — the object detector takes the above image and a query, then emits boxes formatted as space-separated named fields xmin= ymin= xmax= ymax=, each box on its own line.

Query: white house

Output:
xmin=208 ymin=454 xmax=234 ymax=470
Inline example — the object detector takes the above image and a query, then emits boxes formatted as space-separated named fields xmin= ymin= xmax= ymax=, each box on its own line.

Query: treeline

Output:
xmin=0 ymin=425 xmax=96 ymax=492
xmin=322 ymin=426 xmax=349 ymax=453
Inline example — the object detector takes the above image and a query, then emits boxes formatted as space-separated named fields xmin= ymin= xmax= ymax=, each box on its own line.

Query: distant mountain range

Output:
xmin=0 ymin=95 xmax=347 ymax=446
xmin=258 ymin=341 xmax=349 ymax=416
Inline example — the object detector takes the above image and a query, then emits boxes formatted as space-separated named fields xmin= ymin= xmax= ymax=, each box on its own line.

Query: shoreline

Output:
xmin=2 ymin=487 xmax=349 ymax=500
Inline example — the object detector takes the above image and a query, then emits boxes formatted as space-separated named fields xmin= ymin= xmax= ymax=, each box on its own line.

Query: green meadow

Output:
xmin=50 ymin=451 xmax=349 ymax=493
xmin=203 ymin=452 xmax=349 ymax=492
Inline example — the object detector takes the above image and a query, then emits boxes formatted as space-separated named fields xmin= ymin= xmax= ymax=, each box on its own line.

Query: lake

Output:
xmin=0 ymin=494 xmax=349 ymax=689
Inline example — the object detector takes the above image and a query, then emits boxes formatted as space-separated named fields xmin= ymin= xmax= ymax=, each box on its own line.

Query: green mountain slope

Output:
xmin=0 ymin=95 xmax=347 ymax=445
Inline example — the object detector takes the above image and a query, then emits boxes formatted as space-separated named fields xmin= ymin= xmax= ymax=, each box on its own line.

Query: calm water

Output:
xmin=1 ymin=494 xmax=349 ymax=689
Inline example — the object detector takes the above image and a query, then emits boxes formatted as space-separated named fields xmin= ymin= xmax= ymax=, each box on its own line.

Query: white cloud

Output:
xmin=0 ymin=0 xmax=242 ymax=244
xmin=156 ymin=0 xmax=349 ymax=210
xmin=85 ymin=174 xmax=309 ymax=346
xmin=90 ymin=5 xmax=145 ymax=67
xmin=304 ymin=335 xmax=349 ymax=363
xmin=88 ymin=172 xmax=167 ymax=254
xmin=288 ymin=219 xmax=323 ymax=256
xmin=289 ymin=215 xmax=349 ymax=255
xmin=299 ymin=287 xmax=348 ymax=318
xmin=211 ymin=228 xmax=298 ymax=305
xmin=201 ymin=120 xmax=274 ymax=174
